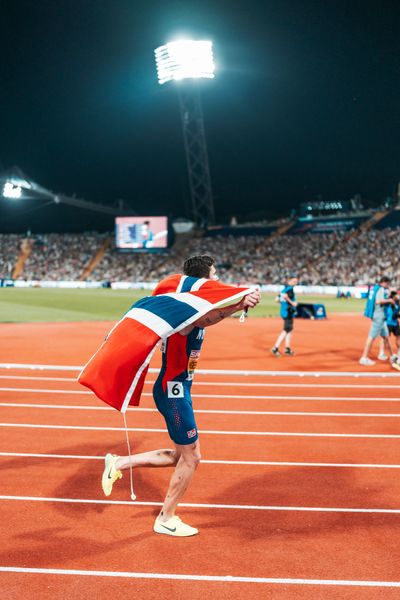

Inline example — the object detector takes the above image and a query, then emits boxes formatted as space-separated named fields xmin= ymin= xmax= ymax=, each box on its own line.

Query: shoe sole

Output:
xmin=102 ymin=455 xmax=122 ymax=497
xmin=153 ymin=522 xmax=198 ymax=537
xmin=153 ymin=527 xmax=198 ymax=537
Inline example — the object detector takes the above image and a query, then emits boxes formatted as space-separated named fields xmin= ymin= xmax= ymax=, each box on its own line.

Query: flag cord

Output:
xmin=122 ymin=412 xmax=136 ymax=502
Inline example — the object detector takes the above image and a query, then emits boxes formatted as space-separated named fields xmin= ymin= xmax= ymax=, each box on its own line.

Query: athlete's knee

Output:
xmin=182 ymin=442 xmax=201 ymax=468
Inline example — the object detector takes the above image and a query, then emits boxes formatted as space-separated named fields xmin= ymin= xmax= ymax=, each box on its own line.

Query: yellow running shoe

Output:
xmin=102 ymin=453 xmax=122 ymax=497
xmin=153 ymin=515 xmax=198 ymax=537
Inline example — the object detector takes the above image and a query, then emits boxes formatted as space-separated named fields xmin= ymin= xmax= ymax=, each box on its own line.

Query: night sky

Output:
xmin=1 ymin=0 xmax=400 ymax=232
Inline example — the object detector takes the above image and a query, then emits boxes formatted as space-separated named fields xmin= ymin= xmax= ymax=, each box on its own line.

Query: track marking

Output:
xmin=2 ymin=451 xmax=400 ymax=469
xmin=1 ymin=387 xmax=400 ymax=402
xmin=2 ymin=401 xmax=400 ymax=418
xmin=2 ymin=494 xmax=400 ymax=514
xmin=2 ymin=422 xmax=400 ymax=438
xmin=2 ymin=375 xmax=400 ymax=390
xmin=1 ymin=363 xmax=399 ymax=378
xmin=0 ymin=566 xmax=399 ymax=587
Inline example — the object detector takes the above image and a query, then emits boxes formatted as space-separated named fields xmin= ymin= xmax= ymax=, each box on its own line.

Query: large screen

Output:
xmin=115 ymin=216 xmax=168 ymax=251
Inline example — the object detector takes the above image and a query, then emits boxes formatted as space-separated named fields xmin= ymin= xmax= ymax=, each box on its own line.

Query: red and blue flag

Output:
xmin=78 ymin=275 xmax=252 ymax=412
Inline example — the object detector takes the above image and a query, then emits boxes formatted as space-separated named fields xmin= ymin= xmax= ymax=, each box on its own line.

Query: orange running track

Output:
xmin=1 ymin=314 xmax=400 ymax=599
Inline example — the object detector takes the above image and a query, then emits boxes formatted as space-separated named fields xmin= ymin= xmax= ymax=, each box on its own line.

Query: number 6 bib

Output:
xmin=167 ymin=381 xmax=184 ymax=398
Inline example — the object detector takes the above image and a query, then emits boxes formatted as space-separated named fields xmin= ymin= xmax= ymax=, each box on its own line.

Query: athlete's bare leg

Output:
xmin=115 ymin=449 xmax=180 ymax=471
xmin=285 ymin=331 xmax=293 ymax=349
xmin=157 ymin=440 xmax=201 ymax=522
xmin=274 ymin=330 xmax=287 ymax=349
xmin=382 ymin=335 xmax=393 ymax=357
xmin=361 ymin=336 xmax=374 ymax=359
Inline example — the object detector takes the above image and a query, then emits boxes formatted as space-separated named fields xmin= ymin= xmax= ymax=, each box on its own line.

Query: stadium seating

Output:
xmin=1 ymin=220 xmax=400 ymax=286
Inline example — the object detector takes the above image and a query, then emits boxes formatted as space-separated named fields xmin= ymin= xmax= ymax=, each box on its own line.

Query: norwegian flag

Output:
xmin=78 ymin=275 xmax=253 ymax=412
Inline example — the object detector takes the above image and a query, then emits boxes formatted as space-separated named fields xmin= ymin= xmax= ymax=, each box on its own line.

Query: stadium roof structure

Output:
xmin=0 ymin=167 xmax=134 ymax=216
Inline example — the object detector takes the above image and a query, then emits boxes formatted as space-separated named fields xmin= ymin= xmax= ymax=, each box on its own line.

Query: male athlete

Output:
xmin=101 ymin=255 xmax=261 ymax=537
xmin=271 ymin=276 xmax=298 ymax=356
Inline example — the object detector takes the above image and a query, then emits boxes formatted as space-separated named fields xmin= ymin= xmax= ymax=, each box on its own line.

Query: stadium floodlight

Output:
xmin=154 ymin=40 xmax=215 ymax=85
xmin=154 ymin=39 xmax=216 ymax=226
xmin=3 ymin=182 xmax=22 ymax=199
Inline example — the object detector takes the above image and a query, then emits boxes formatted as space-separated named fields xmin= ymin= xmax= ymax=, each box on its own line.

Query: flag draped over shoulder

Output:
xmin=78 ymin=275 xmax=253 ymax=412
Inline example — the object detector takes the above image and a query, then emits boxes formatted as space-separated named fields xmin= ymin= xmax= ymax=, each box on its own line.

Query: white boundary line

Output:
xmin=1 ymin=422 xmax=400 ymax=438
xmin=0 ymin=566 xmax=399 ymax=587
xmin=1 ymin=387 xmax=399 ymax=403
xmin=1 ymin=363 xmax=399 ymax=378
xmin=2 ymin=401 xmax=400 ymax=418
xmin=2 ymin=374 xmax=400 ymax=390
xmin=2 ymin=451 xmax=400 ymax=469
xmin=1 ymin=494 xmax=400 ymax=514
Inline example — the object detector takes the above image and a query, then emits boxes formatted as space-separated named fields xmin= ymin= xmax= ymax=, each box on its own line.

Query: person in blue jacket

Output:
xmin=272 ymin=276 xmax=298 ymax=357
xmin=360 ymin=276 xmax=396 ymax=366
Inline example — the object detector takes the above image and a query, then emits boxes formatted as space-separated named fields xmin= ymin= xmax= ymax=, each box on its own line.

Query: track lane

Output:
xmin=1 ymin=406 xmax=400 ymax=435
xmin=1 ymin=456 xmax=400 ymax=509
xmin=2 ymin=573 xmax=400 ymax=600
xmin=0 ymin=500 xmax=399 ymax=584
xmin=2 ymin=427 xmax=400 ymax=464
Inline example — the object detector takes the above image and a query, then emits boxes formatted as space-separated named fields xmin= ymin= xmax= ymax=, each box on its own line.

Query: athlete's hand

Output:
xmin=242 ymin=290 xmax=261 ymax=309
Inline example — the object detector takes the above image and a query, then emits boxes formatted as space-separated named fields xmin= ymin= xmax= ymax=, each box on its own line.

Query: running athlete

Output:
xmin=271 ymin=276 xmax=298 ymax=356
xmin=101 ymin=255 xmax=261 ymax=537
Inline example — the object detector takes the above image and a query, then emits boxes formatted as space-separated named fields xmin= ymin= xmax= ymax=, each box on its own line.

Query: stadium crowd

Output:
xmin=16 ymin=233 xmax=106 ymax=281
xmin=0 ymin=234 xmax=25 ymax=279
xmin=1 ymin=227 xmax=399 ymax=286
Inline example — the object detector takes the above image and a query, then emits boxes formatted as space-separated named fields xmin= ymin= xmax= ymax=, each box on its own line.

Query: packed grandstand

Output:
xmin=1 ymin=207 xmax=400 ymax=287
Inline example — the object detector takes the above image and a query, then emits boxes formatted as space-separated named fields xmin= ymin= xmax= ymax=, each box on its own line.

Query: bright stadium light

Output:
xmin=3 ymin=182 xmax=22 ymax=199
xmin=154 ymin=40 xmax=215 ymax=85
xmin=154 ymin=38 xmax=216 ymax=226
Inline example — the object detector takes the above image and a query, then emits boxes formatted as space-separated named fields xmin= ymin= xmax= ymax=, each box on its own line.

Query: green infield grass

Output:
xmin=0 ymin=287 xmax=365 ymax=323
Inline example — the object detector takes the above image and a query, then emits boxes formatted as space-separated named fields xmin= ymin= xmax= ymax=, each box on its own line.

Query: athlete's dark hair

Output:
xmin=379 ymin=276 xmax=391 ymax=284
xmin=183 ymin=255 xmax=215 ymax=278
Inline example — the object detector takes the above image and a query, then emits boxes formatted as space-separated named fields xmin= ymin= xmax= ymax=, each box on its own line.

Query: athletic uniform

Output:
xmin=151 ymin=274 xmax=206 ymax=445
xmin=153 ymin=327 xmax=204 ymax=445
xmin=280 ymin=285 xmax=296 ymax=332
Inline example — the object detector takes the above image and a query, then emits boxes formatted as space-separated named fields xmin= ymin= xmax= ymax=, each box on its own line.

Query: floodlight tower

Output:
xmin=155 ymin=40 xmax=216 ymax=226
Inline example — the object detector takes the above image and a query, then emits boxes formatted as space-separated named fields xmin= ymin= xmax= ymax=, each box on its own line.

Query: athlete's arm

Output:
xmin=191 ymin=290 xmax=261 ymax=329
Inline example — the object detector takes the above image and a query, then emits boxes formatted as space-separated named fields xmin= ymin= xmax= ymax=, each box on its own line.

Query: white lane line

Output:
xmin=1 ymin=422 xmax=400 ymax=438
xmin=0 ymin=566 xmax=399 ymax=587
xmin=1 ymin=493 xmax=400 ymax=516
xmin=1 ymin=495 xmax=400 ymax=514
xmin=2 ymin=402 xmax=400 ymax=418
xmin=2 ymin=375 xmax=400 ymax=390
xmin=2 ymin=451 xmax=400 ymax=469
xmin=1 ymin=387 xmax=400 ymax=402
xmin=1 ymin=363 xmax=399 ymax=378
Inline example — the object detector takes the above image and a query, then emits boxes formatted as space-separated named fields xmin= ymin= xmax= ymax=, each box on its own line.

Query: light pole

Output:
xmin=154 ymin=40 xmax=216 ymax=226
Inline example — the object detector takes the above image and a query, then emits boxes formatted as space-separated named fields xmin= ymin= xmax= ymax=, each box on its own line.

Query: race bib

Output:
xmin=187 ymin=349 xmax=200 ymax=381
xmin=167 ymin=381 xmax=184 ymax=398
